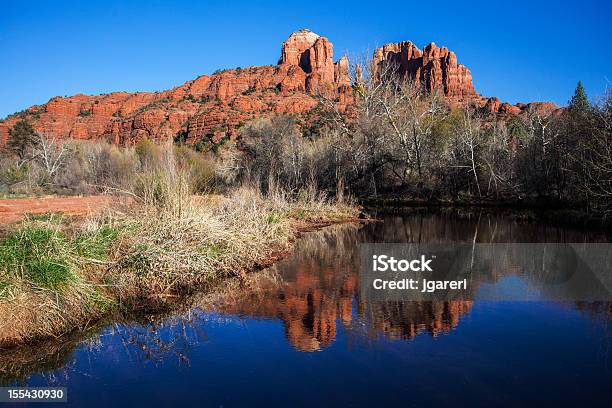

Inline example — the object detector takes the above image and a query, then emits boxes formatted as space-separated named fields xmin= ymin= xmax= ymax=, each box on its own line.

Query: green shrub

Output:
xmin=174 ymin=146 xmax=217 ymax=193
xmin=265 ymin=212 xmax=282 ymax=224
xmin=243 ymin=86 xmax=256 ymax=95
xmin=0 ymin=226 xmax=74 ymax=289
xmin=0 ymin=222 xmax=121 ymax=292
xmin=75 ymin=226 xmax=121 ymax=260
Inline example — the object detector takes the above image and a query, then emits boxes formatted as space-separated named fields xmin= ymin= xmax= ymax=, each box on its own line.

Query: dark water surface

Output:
xmin=1 ymin=211 xmax=611 ymax=407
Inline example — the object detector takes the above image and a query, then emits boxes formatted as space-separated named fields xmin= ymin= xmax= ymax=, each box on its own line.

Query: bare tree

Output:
xmin=375 ymin=68 xmax=444 ymax=187
xmin=515 ymin=109 xmax=565 ymax=199
xmin=318 ymin=56 xmax=446 ymax=194
xmin=458 ymin=110 xmax=482 ymax=197
xmin=573 ymin=90 xmax=612 ymax=215
xmin=33 ymin=133 xmax=71 ymax=180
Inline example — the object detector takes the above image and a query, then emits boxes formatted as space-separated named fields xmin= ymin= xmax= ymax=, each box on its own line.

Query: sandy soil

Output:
xmin=0 ymin=195 xmax=127 ymax=225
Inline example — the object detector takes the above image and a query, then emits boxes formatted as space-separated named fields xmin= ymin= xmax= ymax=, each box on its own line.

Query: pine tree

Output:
xmin=569 ymin=81 xmax=590 ymax=112
xmin=7 ymin=119 xmax=37 ymax=162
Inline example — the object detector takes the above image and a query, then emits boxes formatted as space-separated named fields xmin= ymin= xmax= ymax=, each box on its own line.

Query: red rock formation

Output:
xmin=372 ymin=40 xmax=560 ymax=116
xmin=524 ymin=102 xmax=560 ymax=116
xmin=0 ymin=123 xmax=9 ymax=145
xmin=0 ymin=30 xmax=558 ymax=147
xmin=1 ymin=29 xmax=355 ymax=146
xmin=279 ymin=29 xmax=321 ymax=67
xmin=500 ymin=102 xmax=522 ymax=115
xmin=373 ymin=40 xmax=478 ymax=102
xmin=279 ymin=29 xmax=348 ymax=96
xmin=483 ymin=97 xmax=503 ymax=114
xmin=480 ymin=96 xmax=559 ymax=116
xmin=334 ymin=55 xmax=350 ymax=87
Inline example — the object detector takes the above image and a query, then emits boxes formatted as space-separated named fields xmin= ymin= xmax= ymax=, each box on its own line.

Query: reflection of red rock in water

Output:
xmin=216 ymin=225 xmax=472 ymax=352
xmin=224 ymin=264 xmax=358 ymax=352
xmin=213 ymin=215 xmax=610 ymax=352
xmin=280 ymin=265 xmax=357 ymax=352
xmin=362 ymin=300 xmax=473 ymax=341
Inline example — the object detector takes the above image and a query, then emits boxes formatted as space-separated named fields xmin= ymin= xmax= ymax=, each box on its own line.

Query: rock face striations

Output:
xmin=370 ymin=40 xmax=558 ymax=117
xmin=0 ymin=30 xmax=556 ymax=146
xmin=278 ymin=29 xmax=350 ymax=94
xmin=373 ymin=41 xmax=478 ymax=102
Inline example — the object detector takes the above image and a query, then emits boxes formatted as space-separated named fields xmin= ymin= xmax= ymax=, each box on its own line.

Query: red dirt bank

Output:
xmin=0 ymin=196 xmax=124 ymax=225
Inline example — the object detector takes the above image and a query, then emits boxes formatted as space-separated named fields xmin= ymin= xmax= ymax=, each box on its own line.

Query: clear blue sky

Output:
xmin=1 ymin=0 xmax=610 ymax=118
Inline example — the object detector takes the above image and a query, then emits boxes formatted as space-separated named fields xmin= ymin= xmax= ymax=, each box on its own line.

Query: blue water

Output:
xmin=2 ymin=212 xmax=611 ymax=407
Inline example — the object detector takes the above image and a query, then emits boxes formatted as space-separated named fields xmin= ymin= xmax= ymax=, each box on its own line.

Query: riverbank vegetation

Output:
xmin=0 ymin=140 xmax=358 ymax=347
xmin=1 ymin=70 xmax=610 ymax=221
xmin=238 ymin=67 xmax=611 ymax=221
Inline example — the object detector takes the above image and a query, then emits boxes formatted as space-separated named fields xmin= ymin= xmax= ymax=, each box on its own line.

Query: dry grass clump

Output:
xmin=108 ymin=187 xmax=293 ymax=299
xmin=107 ymin=184 xmax=357 ymax=300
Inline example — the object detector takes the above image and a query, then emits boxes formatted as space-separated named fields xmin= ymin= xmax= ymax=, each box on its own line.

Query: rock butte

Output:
xmin=0 ymin=29 xmax=559 ymax=146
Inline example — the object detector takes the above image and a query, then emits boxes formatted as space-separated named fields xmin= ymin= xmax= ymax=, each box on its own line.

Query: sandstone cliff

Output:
xmin=371 ymin=40 xmax=559 ymax=117
xmin=0 ymin=30 xmax=557 ymax=146
xmin=373 ymin=41 xmax=478 ymax=102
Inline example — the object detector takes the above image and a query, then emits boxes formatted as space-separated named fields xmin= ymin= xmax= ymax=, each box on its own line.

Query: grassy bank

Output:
xmin=0 ymin=171 xmax=359 ymax=347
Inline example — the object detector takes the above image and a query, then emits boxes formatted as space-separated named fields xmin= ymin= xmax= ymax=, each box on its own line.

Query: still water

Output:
xmin=1 ymin=210 xmax=611 ymax=407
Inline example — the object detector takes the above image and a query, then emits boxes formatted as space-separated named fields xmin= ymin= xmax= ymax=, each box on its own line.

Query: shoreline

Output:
xmin=2 ymin=192 xmax=607 ymax=350
xmin=0 ymin=214 xmax=364 ymax=350
xmin=361 ymin=197 xmax=612 ymax=230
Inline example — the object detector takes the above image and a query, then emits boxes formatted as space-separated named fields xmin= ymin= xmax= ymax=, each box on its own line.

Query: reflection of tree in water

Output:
xmin=109 ymin=316 xmax=201 ymax=368
xmin=575 ymin=301 xmax=612 ymax=319
xmin=365 ymin=208 xmax=612 ymax=244
xmin=0 ymin=313 xmax=202 ymax=385
xmin=0 ymin=330 xmax=85 ymax=385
